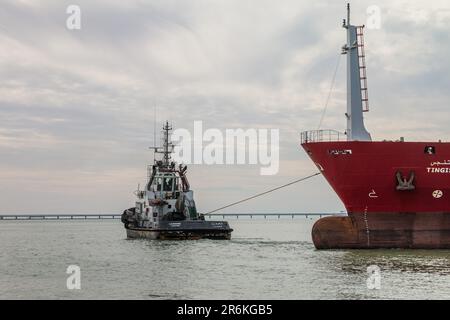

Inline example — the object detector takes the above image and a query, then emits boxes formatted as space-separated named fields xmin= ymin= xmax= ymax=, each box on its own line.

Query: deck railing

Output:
xmin=301 ymin=130 xmax=346 ymax=144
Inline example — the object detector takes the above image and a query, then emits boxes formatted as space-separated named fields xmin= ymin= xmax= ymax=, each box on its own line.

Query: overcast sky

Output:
xmin=1 ymin=0 xmax=450 ymax=214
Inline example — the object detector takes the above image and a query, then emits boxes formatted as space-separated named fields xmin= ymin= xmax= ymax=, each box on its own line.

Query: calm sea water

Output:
xmin=0 ymin=217 xmax=448 ymax=300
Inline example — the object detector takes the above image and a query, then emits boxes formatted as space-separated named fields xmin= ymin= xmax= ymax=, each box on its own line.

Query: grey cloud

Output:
xmin=1 ymin=0 xmax=450 ymax=214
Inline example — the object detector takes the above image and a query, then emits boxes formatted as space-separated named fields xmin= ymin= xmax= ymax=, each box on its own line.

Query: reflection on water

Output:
xmin=0 ymin=218 xmax=448 ymax=299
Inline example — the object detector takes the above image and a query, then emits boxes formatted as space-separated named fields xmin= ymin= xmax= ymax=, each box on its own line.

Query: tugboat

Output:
xmin=121 ymin=121 xmax=233 ymax=240
xmin=301 ymin=4 xmax=450 ymax=249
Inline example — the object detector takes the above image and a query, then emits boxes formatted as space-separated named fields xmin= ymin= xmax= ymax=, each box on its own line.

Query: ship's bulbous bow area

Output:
xmin=312 ymin=216 xmax=359 ymax=249
xmin=312 ymin=213 xmax=450 ymax=249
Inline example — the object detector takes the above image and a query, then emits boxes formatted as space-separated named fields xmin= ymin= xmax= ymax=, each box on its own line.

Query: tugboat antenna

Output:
xmin=347 ymin=3 xmax=350 ymax=26
xmin=154 ymin=105 xmax=157 ymax=151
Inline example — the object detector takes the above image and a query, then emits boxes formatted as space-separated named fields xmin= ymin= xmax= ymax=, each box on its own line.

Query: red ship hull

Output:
xmin=302 ymin=141 xmax=450 ymax=249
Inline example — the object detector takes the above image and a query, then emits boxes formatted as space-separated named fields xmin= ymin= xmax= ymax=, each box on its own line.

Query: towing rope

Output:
xmin=204 ymin=172 xmax=321 ymax=215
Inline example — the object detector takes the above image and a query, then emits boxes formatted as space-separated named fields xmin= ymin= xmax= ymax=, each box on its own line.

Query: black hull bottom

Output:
xmin=126 ymin=228 xmax=232 ymax=240
xmin=125 ymin=220 xmax=233 ymax=240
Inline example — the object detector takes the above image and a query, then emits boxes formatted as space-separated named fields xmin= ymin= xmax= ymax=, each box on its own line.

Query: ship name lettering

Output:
xmin=426 ymin=167 xmax=450 ymax=173
xmin=329 ymin=149 xmax=352 ymax=155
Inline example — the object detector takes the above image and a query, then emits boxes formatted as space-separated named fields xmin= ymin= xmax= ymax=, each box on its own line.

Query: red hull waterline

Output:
xmin=302 ymin=140 xmax=450 ymax=249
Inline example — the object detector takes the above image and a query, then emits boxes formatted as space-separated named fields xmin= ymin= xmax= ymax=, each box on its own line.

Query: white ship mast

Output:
xmin=342 ymin=3 xmax=371 ymax=141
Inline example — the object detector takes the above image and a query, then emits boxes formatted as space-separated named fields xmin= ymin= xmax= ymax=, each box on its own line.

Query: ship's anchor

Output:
xmin=395 ymin=171 xmax=415 ymax=191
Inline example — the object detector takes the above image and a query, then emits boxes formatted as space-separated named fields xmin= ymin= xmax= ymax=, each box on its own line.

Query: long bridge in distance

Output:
xmin=0 ymin=213 xmax=344 ymax=221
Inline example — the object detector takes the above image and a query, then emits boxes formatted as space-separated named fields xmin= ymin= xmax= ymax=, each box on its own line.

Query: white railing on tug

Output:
xmin=301 ymin=130 xmax=346 ymax=143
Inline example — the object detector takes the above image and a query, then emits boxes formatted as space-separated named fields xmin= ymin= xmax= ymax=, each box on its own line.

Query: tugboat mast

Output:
xmin=162 ymin=121 xmax=172 ymax=166
xmin=342 ymin=3 xmax=371 ymax=141
xmin=150 ymin=121 xmax=174 ymax=168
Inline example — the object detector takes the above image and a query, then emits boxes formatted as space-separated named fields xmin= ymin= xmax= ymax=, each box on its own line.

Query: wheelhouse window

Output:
xmin=152 ymin=174 xmax=179 ymax=192
xmin=163 ymin=176 xmax=174 ymax=192
xmin=155 ymin=177 xmax=163 ymax=191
